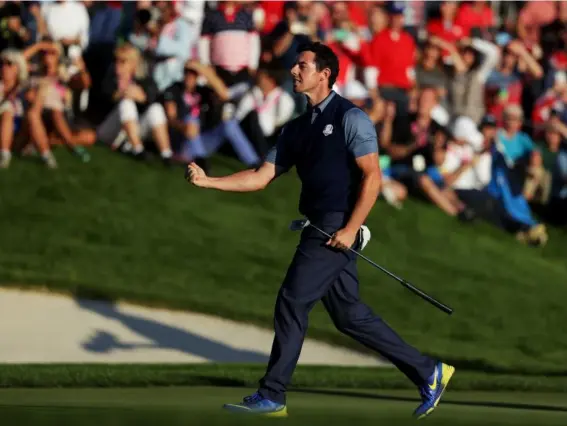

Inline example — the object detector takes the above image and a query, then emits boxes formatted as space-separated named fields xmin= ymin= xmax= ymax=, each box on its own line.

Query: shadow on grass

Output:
xmin=292 ymin=389 xmax=567 ymax=413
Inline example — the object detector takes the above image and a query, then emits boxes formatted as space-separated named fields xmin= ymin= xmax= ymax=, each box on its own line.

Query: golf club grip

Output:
xmin=309 ymin=224 xmax=453 ymax=315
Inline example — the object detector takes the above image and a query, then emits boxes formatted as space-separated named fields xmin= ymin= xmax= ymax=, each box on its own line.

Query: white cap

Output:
xmin=343 ymin=80 xmax=368 ymax=100
xmin=555 ymin=70 xmax=567 ymax=86
xmin=430 ymin=104 xmax=450 ymax=127
xmin=452 ymin=115 xmax=484 ymax=151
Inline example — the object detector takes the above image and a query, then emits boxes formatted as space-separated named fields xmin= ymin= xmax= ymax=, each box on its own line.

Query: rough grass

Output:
xmin=1 ymin=146 xmax=566 ymax=374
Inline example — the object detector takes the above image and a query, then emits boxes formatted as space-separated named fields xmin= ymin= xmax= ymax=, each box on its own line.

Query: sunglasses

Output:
xmin=0 ymin=60 xmax=14 ymax=66
xmin=184 ymin=67 xmax=198 ymax=75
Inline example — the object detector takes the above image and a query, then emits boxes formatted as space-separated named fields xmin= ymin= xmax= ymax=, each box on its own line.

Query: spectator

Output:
xmin=426 ymin=1 xmax=466 ymax=50
xmin=365 ymin=2 xmax=388 ymax=40
xmin=0 ymin=48 xmax=58 ymax=169
xmin=97 ymin=42 xmax=172 ymax=164
xmin=255 ymin=1 xmax=285 ymax=36
xmin=487 ymin=104 xmax=548 ymax=245
xmin=0 ymin=1 xmax=31 ymax=51
xmin=21 ymin=2 xmax=48 ymax=47
xmin=364 ymin=2 xmax=416 ymax=118
xmin=415 ymin=36 xmax=466 ymax=109
xmin=326 ymin=1 xmax=364 ymax=96
xmin=539 ymin=1 xmax=567 ymax=59
xmin=24 ymin=40 xmax=93 ymax=160
xmin=235 ymin=62 xmax=294 ymax=158
xmin=150 ymin=1 xmax=194 ymax=92
xmin=532 ymin=70 xmax=567 ymax=133
xmin=484 ymin=39 xmax=543 ymax=125
xmin=455 ymin=0 xmax=494 ymax=39
xmin=495 ymin=104 xmax=541 ymax=180
xmin=517 ymin=0 xmax=562 ymax=50
xmin=523 ymin=122 xmax=562 ymax=206
xmin=538 ymin=122 xmax=567 ymax=225
xmin=451 ymin=36 xmax=500 ymax=124
xmin=269 ymin=1 xmax=318 ymax=112
xmin=41 ymin=0 xmax=90 ymax=53
xmin=162 ymin=59 xmax=260 ymax=171
xmin=439 ymin=116 xmax=493 ymax=213
xmin=0 ymin=48 xmax=27 ymax=168
xmin=199 ymin=0 xmax=260 ymax=86
xmin=342 ymin=79 xmax=383 ymax=125
xmin=380 ymin=88 xmax=474 ymax=221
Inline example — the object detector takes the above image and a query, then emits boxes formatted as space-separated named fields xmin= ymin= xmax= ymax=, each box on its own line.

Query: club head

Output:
xmin=289 ymin=219 xmax=310 ymax=231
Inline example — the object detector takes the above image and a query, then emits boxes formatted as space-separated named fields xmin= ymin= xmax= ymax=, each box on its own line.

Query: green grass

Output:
xmin=1 ymin=146 xmax=567 ymax=374
xmin=1 ymin=364 xmax=567 ymax=393
xmin=0 ymin=387 xmax=566 ymax=426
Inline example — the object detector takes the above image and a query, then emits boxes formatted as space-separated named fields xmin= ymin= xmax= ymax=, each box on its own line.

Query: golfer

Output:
xmin=186 ymin=42 xmax=454 ymax=418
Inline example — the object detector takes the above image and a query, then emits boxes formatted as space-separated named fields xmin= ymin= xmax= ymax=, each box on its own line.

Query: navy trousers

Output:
xmin=258 ymin=212 xmax=436 ymax=404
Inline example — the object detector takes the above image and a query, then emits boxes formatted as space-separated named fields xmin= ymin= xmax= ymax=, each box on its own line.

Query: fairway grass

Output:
xmin=1 ymin=364 xmax=567 ymax=393
xmin=0 ymin=387 xmax=566 ymax=426
xmin=1 ymin=146 xmax=567 ymax=375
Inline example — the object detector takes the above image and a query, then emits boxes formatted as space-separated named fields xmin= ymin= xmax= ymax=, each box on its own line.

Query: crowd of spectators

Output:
xmin=1 ymin=0 xmax=566 ymax=246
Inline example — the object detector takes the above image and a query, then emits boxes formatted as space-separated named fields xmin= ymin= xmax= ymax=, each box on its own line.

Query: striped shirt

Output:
xmin=200 ymin=7 xmax=259 ymax=72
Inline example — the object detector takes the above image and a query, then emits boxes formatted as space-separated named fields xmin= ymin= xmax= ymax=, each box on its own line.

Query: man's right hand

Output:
xmin=185 ymin=162 xmax=210 ymax=188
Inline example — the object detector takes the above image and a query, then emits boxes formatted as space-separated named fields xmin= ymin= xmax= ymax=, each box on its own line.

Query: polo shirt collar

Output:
xmin=308 ymin=90 xmax=336 ymax=114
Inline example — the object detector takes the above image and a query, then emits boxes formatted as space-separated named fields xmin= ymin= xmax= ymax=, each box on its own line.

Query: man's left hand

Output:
xmin=326 ymin=227 xmax=358 ymax=251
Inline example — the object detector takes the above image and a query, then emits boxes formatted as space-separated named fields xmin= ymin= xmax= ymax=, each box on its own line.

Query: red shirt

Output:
xmin=427 ymin=18 xmax=467 ymax=44
xmin=328 ymin=41 xmax=361 ymax=86
xmin=259 ymin=1 xmax=284 ymax=35
xmin=455 ymin=3 xmax=494 ymax=35
xmin=367 ymin=29 xmax=416 ymax=90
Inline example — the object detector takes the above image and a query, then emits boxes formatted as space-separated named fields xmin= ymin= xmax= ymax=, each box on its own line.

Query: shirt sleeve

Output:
xmin=235 ymin=92 xmax=255 ymax=121
xmin=521 ymin=132 xmax=536 ymax=153
xmin=265 ymin=125 xmax=295 ymax=172
xmin=343 ymin=108 xmax=378 ymax=157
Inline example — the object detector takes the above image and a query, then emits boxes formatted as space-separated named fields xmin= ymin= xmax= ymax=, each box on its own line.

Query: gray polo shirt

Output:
xmin=265 ymin=91 xmax=378 ymax=171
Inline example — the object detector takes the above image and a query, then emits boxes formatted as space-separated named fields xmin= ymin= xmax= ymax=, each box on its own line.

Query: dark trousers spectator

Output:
xmin=380 ymin=87 xmax=410 ymax=119
xmin=238 ymin=110 xmax=273 ymax=159
xmin=215 ymin=67 xmax=251 ymax=87
xmin=456 ymin=189 xmax=529 ymax=233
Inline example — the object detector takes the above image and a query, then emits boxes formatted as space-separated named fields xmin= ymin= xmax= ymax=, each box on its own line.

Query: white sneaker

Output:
xmin=43 ymin=152 xmax=58 ymax=169
xmin=0 ymin=152 xmax=11 ymax=169
xmin=382 ymin=186 xmax=402 ymax=209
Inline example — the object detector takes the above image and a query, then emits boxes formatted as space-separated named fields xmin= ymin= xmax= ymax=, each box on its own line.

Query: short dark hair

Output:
xmin=297 ymin=42 xmax=339 ymax=89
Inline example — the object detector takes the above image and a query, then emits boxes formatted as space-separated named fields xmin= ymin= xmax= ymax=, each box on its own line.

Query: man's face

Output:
xmin=482 ymin=125 xmax=497 ymax=144
xmin=418 ymin=89 xmax=437 ymax=115
xmin=546 ymin=128 xmax=562 ymax=150
xmin=115 ymin=54 xmax=135 ymax=79
xmin=1 ymin=58 xmax=17 ymax=82
xmin=290 ymin=51 xmax=327 ymax=94
xmin=504 ymin=113 xmax=523 ymax=133
xmin=369 ymin=6 xmax=388 ymax=33
xmin=42 ymin=48 xmax=59 ymax=69
xmin=331 ymin=1 xmax=349 ymax=27
xmin=502 ymin=48 xmax=517 ymax=69
xmin=440 ymin=1 xmax=457 ymax=19
xmin=390 ymin=12 xmax=404 ymax=30
xmin=183 ymin=68 xmax=198 ymax=91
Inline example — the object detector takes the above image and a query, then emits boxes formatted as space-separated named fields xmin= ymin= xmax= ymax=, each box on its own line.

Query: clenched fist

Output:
xmin=185 ymin=162 xmax=209 ymax=188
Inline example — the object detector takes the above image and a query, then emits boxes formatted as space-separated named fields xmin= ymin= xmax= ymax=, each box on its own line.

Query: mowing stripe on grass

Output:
xmin=0 ymin=364 xmax=566 ymax=393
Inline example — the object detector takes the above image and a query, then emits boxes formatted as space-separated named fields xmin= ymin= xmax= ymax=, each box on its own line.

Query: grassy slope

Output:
xmin=1 ymin=387 xmax=566 ymax=426
xmin=1 ymin=146 xmax=566 ymax=374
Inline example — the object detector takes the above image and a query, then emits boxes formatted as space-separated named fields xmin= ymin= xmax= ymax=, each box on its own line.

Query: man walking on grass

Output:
xmin=185 ymin=42 xmax=454 ymax=419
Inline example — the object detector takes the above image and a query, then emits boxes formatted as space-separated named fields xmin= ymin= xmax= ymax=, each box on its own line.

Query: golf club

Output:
xmin=290 ymin=219 xmax=454 ymax=315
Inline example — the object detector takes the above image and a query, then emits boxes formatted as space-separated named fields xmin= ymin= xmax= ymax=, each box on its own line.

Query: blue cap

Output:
xmin=387 ymin=1 xmax=405 ymax=14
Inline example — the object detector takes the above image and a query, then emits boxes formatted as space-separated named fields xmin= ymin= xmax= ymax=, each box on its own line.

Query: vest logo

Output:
xmin=323 ymin=124 xmax=333 ymax=136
